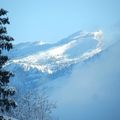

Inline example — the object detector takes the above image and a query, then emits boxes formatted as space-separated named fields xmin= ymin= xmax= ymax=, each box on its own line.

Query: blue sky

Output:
xmin=1 ymin=0 xmax=120 ymax=43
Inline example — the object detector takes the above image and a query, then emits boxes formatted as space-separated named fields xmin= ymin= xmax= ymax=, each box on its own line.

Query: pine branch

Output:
xmin=0 ymin=27 xmax=7 ymax=34
xmin=0 ymin=18 xmax=10 ymax=25
xmin=0 ymin=9 xmax=8 ymax=16
xmin=0 ymin=35 xmax=14 ymax=42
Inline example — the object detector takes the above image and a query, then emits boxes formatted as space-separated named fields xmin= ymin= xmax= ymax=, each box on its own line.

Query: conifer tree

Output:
xmin=0 ymin=8 xmax=17 ymax=120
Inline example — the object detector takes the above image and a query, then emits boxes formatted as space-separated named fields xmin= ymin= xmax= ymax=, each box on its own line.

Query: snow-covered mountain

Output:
xmin=4 ymin=30 xmax=120 ymax=120
xmin=7 ymin=30 xmax=102 ymax=77
xmin=5 ymin=30 xmax=104 ymax=91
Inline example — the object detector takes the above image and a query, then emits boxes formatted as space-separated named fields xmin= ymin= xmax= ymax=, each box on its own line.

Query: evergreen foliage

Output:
xmin=0 ymin=8 xmax=17 ymax=120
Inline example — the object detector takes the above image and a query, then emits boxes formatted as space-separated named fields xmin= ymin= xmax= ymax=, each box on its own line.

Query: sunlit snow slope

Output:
xmin=8 ymin=30 xmax=103 ymax=72
xmin=6 ymin=30 xmax=103 ymax=90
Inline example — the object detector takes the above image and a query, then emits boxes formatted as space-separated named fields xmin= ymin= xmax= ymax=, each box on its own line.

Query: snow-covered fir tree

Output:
xmin=0 ymin=8 xmax=17 ymax=120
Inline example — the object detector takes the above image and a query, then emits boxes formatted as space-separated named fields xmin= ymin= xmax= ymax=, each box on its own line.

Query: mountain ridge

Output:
xmin=3 ymin=30 xmax=105 ymax=92
xmin=7 ymin=30 xmax=103 ymax=75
